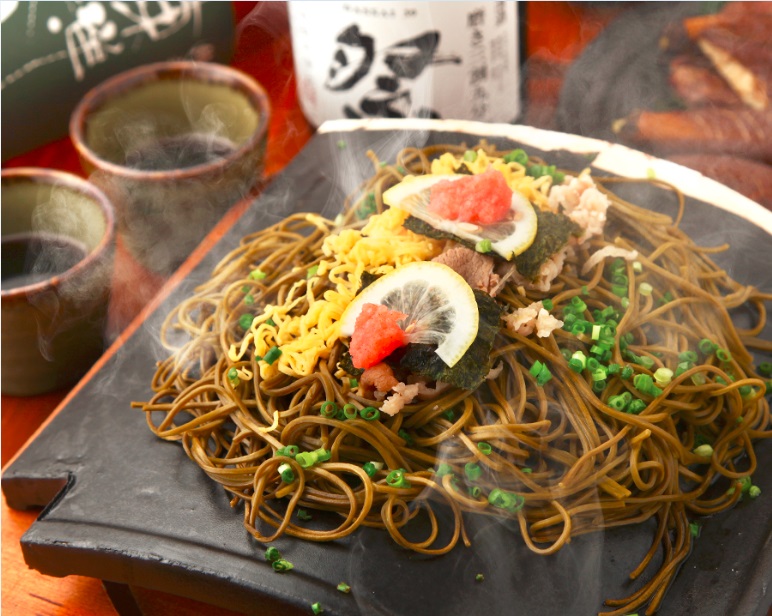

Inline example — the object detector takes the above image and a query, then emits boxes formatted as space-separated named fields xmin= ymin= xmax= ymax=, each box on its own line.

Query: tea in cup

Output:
xmin=1 ymin=168 xmax=116 ymax=396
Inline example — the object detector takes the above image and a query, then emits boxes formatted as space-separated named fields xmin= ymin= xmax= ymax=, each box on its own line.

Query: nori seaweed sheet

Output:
xmin=399 ymin=290 xmax=502 ymax=390
xmin=513 ymin=210 xmax=580 ymax=279
xmin=403 ymin=211 xmax=580 ymax=281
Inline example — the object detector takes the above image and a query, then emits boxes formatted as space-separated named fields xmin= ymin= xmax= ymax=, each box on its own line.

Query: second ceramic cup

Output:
xmin=70 ymin=61 xmax=271 ymax=275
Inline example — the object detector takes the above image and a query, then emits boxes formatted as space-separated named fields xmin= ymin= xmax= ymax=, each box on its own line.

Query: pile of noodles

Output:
xmin=136 ymin=143 xmax=772 ymax=615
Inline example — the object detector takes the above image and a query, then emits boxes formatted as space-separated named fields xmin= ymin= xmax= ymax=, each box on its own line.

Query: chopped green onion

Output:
xmin=320 ymin=401 xmax=338 ymax=418
xmin=465 ymin=462 xmax=482 ymax=482
xmin=249 ymin=269 xmax=267 ymax=280
xmin=359 ymin=406 xmax=380 ymax=421
xmin=337 ymin=582 xmax=351 ymax=594
xmin=475 ymin=238 xmax=492 ymax=253
xmin=475 ymin=573 xmax=485 ymax=582
xmin=314 ymin=447 xmax=331 ymax=462
xmin=337 ymin=139 xmax=347 ymax=149
xmin=632 ymin=261 xmax=642 ymax=273
xmin=611 ymin=284 xmax=628 ymax=298
xmin=536 ymin=365 xmax=553 ymax=386
xmin=620 ymin=297 xmax=630 ymax=309
xmin=607 ymin=363 xmax=621 ymax=375
xmin=435 ymin=463 xmax=453 ymax=477
xmin=636 ymin=355 xmax=655 ymax=370
xmin=463 ymin=149 xmax=478 ymax=162
xmin=612 ymin=274 xmax=629 ymax=287
xmin=349 ymin=378 xmax=358 ymax=389
xmin=398 ymin=429 xmax=413 ymax=445
xmin=627 ymin=399 xmax=647 ymax=414
xmin=488 ymin=488 xmax=525 ymax=513
xmin=678 ymin=350 xmax=698 ymax=363
xmin=592 ymin=380 xmax=607 ymax=393
xmin=306 ymin=265 xmax=319 ymax=279
xmin=227 ymin=367 xmax=239 ymax=382
xmin=442 ymin=408 xmax=456 ymax=422
xmin=397 ymin=166 xmax=407 ymax=175
xmin=362 ymin=462 xmax=377 ymax=477
xmin=739 ymin=385 xmax=753 ymax=398
xmin=607 ymin=394 xmax=629 ymax=411
xmin=263 ymin=346 xmax=282 ymax=365
xmin=477 ymin=442 xmax=492 ymax=455
xmin=658 ymin=291 xmax=674 ymax=305
xmin=638 ymin=282 xmax=653 ymax=296
xmin=653 ymin=367 xmax=674 ymax=386
xmin=265 ymin=546 xmax=281 ymax=562
xmin=698 ymin=338 xmax=717 ymax=354
xmin=297 ymin=508 xmax=313 ymax=521
xmin=689 ymin=522 xmax=701 ymax=538
xmin=342 ymin=404 xmax=358 ymax=420
xmin=581 ymin=285 xmax=589 ymax=295
xmin=530 ymin=361 xmax=545 ymax=378
xmin=737 ymin=476 xmax=752 ymax=493
xmin=239 ymin=314 xmax=254 ymax=330
xmin=759 ymin=362 xmax=772 ymax=377
xmin=542 ymin=298 xmax=554 ymax=310
xmin=503 ymin=149 xmax=528 ymax=165
xmin=634 ymin=374 xmax=663 ymax=397
xmin=278 ymin=463 xmax=295 ymax=483
xmin=749 ymin=485 xmax=761 ymax=498
xmin=693 ymin=444 xmax=714 ymax=458
xmin=386 ymin=468 xmax=411 ymax=488
xmin=265 ymin=318 xmax=276 ymax=327
xmin=276 ymin=445 xmax=299 ymax=458
xmin=272 ymin=559 xmax=294 ymax=573
xmin=571 ymin=320 xmax=592 ymax=336
xmin=571 ymin=296 xmax=587 ymax=312
xmin=590 ymin=345 xmax=611 ymax=362
xmin=468 ymin=486 xmax=482 ymax=498
xmin=621 ymin=365 xmax=634 ymax=380
xmin=311 ymin=601 xmax=324 ymax=614
xmin=716 ymin=348 xmax=732 ymax=363
xmin=522 ymin=467 xmax=533 ymax=473
xmin=569 ymin=350 xmax=587 ymax=373
xmin=295 ymin=452 xmax=314 ymax=468
xmin=244 ymin=294 xmax=255 ymax=306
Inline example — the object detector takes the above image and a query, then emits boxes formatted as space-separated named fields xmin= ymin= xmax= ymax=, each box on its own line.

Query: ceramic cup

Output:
xmin=1 ymin=168 xmax=116 ymax=396
xmin=70 ymin=61 xmax=271 ymax=275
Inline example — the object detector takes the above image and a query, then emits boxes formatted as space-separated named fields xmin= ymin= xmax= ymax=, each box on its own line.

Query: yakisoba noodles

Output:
xmin=136 ymin=142 xmax=771 ymax=615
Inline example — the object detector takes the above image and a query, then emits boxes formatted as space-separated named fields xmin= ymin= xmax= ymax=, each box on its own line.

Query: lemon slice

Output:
xmin=339 ymin=261 xmax=479 ymax=368
xmin=383 ymin=174 xmax=538 ymax=260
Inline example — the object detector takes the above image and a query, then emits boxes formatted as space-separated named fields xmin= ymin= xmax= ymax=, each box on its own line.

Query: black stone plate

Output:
xmin=3 ymin=120 xmax=771 ymax=616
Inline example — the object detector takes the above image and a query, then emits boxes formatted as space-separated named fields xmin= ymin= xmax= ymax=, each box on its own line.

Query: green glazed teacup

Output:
xmin=70 ymin=61 xmax=271 ymax=275
xmin=1 ymin=168 xmax=116 ymax=396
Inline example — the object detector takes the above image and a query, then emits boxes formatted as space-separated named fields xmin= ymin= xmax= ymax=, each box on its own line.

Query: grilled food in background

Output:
xmin=612 ymin=2 xmax=772 ymax=209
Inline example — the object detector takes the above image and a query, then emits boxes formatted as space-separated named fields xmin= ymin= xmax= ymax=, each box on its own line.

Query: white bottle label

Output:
xmin=289 ymin=1 xmax=520 ymax=126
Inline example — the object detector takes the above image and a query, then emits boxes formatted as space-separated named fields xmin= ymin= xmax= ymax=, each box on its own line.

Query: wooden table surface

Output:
xmin=1 ymin=3 xmax=622 ymax=614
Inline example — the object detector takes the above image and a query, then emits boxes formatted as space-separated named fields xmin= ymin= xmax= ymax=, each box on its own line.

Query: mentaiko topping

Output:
xmin=339 ymin=260 xmax=479 ymax=369
xmin=383 ymin=172 xmax=539 ymax=260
